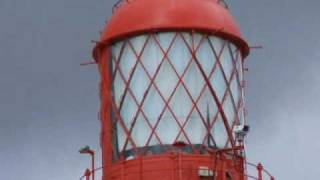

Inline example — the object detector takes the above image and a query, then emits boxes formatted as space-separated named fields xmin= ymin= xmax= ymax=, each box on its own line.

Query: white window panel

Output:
xmin=129 ymin=63 xmax=150 ymax=104
xmin=230 ymin=77 xmax=240 ymax=108
xmin=211 ymin=66 xmax=227 ymax=101
xmin=158 ymin=33 xmax=176 ymax=52
xmin=140 ymin=37 xmax=163 ymax=77
xmin=196 ymin=38 xmax=216 ymax=76
xmin=154 ymin=60 xmax=179 ymax=100
xmin=111 ymin=41 xmax=124 ymax=69
xmin=220 ymin=44 xmax=234 ymax=80
xmin=155 ymin=109 xmax=180 ymax=145
xmin=117 ymin=122 xmax=126 ymax=151
xmin=113 ymin=71 xmax=126 ymax=108
xmin=235 ymin=51 xmax=243 ymax=82
xmin=183 ymin=61 xmax=205 ymax=101
xmin=120 ymin=93 xmax=138 ymax=129
xmin=130 ymin=113 xmax=152 ymax=147
xmin=119 ymin=42 xmax=137 ymax=81
xmin=129 ymin=35 xmax=148 ymax=55
xmin=169 ymin=84 xmax=193 ymax=126
xmin=168 ymin=34 xmax=191 ymax=76
xmin=192 ymin=33 xmax=204 ymax=48
xmin=209 ymin=36 xmax=224 ymax=56
xmin=197 ymin=87 xmax=218 ymax=125
xmin=212 ymin=114 xmax=229 ymax=148
xmin=184 ymin=110 xmax=207 ymax=144
xmin=141 ymin=86 xmax=165 ymax=127
xmin=223 ymin=94 xmax=236 ymax=126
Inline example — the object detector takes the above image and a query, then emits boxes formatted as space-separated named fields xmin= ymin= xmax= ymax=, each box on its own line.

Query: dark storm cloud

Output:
xmin=0 ymin=0 xmax=319 ymax=179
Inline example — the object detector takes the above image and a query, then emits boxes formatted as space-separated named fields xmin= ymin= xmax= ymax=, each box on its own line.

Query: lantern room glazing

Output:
xmin=109 ymin=32 xmax=245 ymax=161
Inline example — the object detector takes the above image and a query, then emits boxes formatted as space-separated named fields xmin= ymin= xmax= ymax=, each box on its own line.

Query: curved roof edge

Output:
xmin=93 ymin=0 xmax=249 ymax=60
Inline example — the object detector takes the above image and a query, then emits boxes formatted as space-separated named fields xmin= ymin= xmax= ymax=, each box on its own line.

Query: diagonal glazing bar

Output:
xmin=180 ymin=32 xmax=236 ymax=149
xmin=126 ymin=34 xmax=196 ymax=152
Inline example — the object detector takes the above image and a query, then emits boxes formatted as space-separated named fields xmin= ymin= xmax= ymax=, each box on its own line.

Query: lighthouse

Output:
xmin=84 ymin=0 xmax=274 ymax=179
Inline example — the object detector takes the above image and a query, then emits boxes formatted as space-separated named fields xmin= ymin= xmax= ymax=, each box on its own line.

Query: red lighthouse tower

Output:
xmin=86 ymin=0 xmax=273 ymax=179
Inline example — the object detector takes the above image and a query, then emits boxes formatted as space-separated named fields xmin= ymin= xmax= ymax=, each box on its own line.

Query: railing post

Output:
xmin=91 ymin=152 xmax=95 ymax=180
xmin=79 ymin=146 xmax=95 ymax=180
xmin=85 ymin=168 xmax=91 ymax=180
xmin=257 ymin=163 xmax=263 ymax=180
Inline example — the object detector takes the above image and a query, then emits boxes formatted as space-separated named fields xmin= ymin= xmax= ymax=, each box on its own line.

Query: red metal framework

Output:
xmin=94 ymin=31 xmax=249 ymax=180
xmin=110 ymin=32 xmax=244 ymax=159
xmin=93 ymin=0 xmax=250 ymax=60
xmin=80 ymin=162 xmax=274 ymax=180
xmin=87 ymin=0 xmax=274 ymax=179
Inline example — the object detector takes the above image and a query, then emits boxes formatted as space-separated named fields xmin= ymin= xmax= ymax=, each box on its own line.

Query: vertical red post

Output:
xmin=85 ymin=168 xmax=91 ymax=180
xmin=221 ymin=162 xmax=226 ymax=180
xmin=257 ymin=163 xmax=263 ymax=180
xmin=79 ymin=147 xmax=95 ymax=180
xmin=91 ymin=151 xmax=95 ymax=180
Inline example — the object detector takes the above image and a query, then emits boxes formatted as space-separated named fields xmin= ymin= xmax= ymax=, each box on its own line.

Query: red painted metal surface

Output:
xmin=107 ymin=153 xmax=245 ymax=180
xmin=80 ymin=162 xmax=274 ymax=180
xmin=87 ymin=0 xmax=274 ymax=180
xmin=84 ymin=169 xmax=91 ymax=180
xmin=93 ymin=0 xmax=249 ymax=61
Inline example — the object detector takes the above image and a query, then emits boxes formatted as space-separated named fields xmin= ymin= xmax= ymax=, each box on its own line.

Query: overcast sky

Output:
xmin=0 ymin=0 xmax=319 ymax=179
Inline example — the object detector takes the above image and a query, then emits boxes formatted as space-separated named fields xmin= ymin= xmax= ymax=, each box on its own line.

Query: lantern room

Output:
xmin=111 ymin=32 xmax=244 ymax=159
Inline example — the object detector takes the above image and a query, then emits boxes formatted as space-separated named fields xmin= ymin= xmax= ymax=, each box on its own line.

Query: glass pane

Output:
xmin=158 ymin=33 xmax=176 ymax=51
xmin=196 ymin=37 xmax=216 ymax=76
xmin=183 ymin=61 xmax=205 ymax=101
xmin=209 ymin=36 xmax=224 ymax=57
xmin=142 ymin=86 xmax=165 ymax=127
xmin=169 ymin=84 xmax=192 ymax=125
xmin=184 ymin=109 xmax=207 ymax=144
xmin=119 ymin=42 xmax=137 ymax=80
xmin=168 ymin=33 xmax=191 ymax=76
xmin=140 ymin=37 xmax=163 ymax=77
xmin=130 ymin=113 xmax=151 ymax=147
xmin=129 ymin=63 xmax=150 ymax=103
xmin=111 ymin=41 xmax=124 ymax=73
xmin=154 ymin=60 xmax=178 ymax=100
xmin=197 ymin=87 xmax=218 ymax=125
xmin=212 ymin=114 xmax=229 ymax=148
xmin=113 ymin=71 xmax=126 ymax=108
xmin=211 ymin=66 xmax=227 ymax=101
xmin=192 ymin=32 xmax=203 ymax=48
xmin=117 ymin=122 xmax=126 ymax=151
xmin=230 ymin=78 xmax=240 ymax=108
xmin=156 ymin=109 xmax=180 ymax=144
xmin=223 ymin=94 xmax=236 ymax=126
xmin=120 ymin=93 xmax=137 ymax=129
xmin=111 ymin=33 xmax=244 ymax=155
xmin=129 ymin=35 xmax=148 ymax=54
xmin=220 ymin=43 xmax=234 ymax=80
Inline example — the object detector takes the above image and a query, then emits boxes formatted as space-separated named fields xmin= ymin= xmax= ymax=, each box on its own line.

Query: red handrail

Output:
xmin=245 ymin=162 xmax=274 ymax=180
xmin=79 ymin=162 xmax=274 ymax=180
xmin=79 ymin=167 xmax=103 ymax=180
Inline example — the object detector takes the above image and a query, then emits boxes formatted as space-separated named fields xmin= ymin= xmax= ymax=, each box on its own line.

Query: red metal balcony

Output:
xmin=79 ymin=161 xmax=274 ymax=180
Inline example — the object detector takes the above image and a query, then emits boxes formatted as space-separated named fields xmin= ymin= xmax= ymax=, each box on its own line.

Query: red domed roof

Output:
xmin=93 ymin=0 xmax=249 ymax=58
